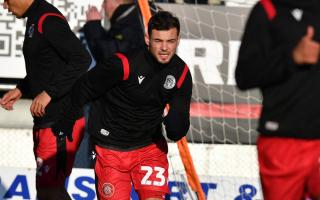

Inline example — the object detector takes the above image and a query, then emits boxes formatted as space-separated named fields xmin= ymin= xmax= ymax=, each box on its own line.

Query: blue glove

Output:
xmin=52 ymin=119 xmax=75 ymax=142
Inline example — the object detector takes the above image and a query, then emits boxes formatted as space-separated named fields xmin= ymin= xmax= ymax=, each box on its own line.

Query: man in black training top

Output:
xmin=53 ymin=11 xmax=192 ymax=200
xmin=1 ymin=0 xmax=90 ymax=199
xmin=236 ymin=0 xmax=320 ymax=199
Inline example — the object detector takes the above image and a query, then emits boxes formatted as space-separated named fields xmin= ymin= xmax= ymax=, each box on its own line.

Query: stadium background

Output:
xmin=0 ymin=0 xmax=263 ymax=199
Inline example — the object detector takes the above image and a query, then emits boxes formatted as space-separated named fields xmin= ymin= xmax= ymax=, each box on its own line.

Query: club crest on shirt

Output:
xmin=100 ymin=128 xmax=110 ymax=136
xmin=28 ymin=24 xmax=35 ymax=38
xmin=164 ymin=75 xmax=176 ymax=89
xmin=102 ymin=183 xmax=115 ymax=198
xmin=291 ymin=8 xmax=303 ymax=21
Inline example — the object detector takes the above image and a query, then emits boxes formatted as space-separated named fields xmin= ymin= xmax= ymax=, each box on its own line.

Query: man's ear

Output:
xmin=144 ymin=33 xmax=150 ymax=46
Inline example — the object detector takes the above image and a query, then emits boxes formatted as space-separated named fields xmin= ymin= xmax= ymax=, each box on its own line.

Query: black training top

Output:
xmin=17 ymin=0 xmax=91 ymax=128
xmin=68 ymin=48 xmax=193 ymax=150
xmin=236 ymin=0 xmax=320 ymax=138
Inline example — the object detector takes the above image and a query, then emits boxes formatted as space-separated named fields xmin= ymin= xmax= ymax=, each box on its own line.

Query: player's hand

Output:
xmin=52 ymin=119 xmax=75 ymax=142
xmin=30 ymin=91 xmax=51 ymax=117
xmin=86 ymin=5 xmax=103 ymax=21
xmin=0 ymin=88 xmax=22 ymax=110
xmin=293 ymin=26 xmax=320 ymax=65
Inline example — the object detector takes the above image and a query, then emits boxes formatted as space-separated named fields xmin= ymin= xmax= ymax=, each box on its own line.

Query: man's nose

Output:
xmin=161 ymin=42 xmax=168 ymax=51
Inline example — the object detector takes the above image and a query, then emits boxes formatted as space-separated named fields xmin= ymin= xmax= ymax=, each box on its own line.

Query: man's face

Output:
xmin=3 ymin=0 xmax=29 ymax=18
xmin=146 ymin=28 xmax=180 ymax=64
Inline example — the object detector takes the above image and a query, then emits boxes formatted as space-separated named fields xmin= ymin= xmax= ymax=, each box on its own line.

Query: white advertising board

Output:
xmin=0 ymin=167 xmax=262 ymax=200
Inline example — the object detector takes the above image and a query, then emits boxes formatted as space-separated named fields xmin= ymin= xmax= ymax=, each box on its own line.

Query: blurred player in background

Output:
xmin=53 ymin=11 xmax=192 ymax=200
xmin=83 ymin=0 xmax=153 ymax=62
xmin=236 ymin=0 xmax=320 ymax=199
xmin=0 ymin=0 xmax=90 ymax=199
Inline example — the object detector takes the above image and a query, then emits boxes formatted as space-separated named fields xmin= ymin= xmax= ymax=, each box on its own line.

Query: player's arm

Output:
xmin=68 ymin=54 xmax=125 ymax=114
xmin=163 ymin=70 xmax=192 ymax=142
xmin=41 ymin=15 xmax=91 ymax=99
xmin=16 ymin=75 xmax=30 ymax=96
xmin=52 ymin=54 xmax=126 ymax=141
xmin=235 ymin=4 xmax=299 ymax=90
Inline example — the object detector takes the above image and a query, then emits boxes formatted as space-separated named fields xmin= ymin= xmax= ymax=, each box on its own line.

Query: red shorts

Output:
xmin=94 ymin=140 xmax=169 ymax=200
xmin=33 ymin=117 xmax=85 ymax=188
xmin=257 ymin=136 xmax=320 ymax=200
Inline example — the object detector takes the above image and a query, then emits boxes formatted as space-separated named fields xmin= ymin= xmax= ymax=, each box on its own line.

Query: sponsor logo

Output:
xmin=0 ymin=173 xmax=262 ymax=199
xmin=138 ymin=75 xmax=145 ymax=84
xmin=100 ymin=129 xmax=110 ymax=136
xmin=265 ymin=121 xmax=279 ymax=131
xmin=102 ymin=183 xmax=115 ymax=198
xmin=164 ymin=75 xmax=176 ymax=89
xmin=28 ymin=24 xmax=35 ymax=38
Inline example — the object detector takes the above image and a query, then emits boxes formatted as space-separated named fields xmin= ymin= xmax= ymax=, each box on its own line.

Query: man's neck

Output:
xmin=22 ymin=0 xmax=35 ymax=17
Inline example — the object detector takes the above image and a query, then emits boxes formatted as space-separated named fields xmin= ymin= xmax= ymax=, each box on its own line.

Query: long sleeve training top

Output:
xmin=68 ymin=48 xmax=192 ymax=150
xmin=236 ymin=0 xmax=320 ymax=138
xmin=18 ymin=0 xmax=91 ymax=128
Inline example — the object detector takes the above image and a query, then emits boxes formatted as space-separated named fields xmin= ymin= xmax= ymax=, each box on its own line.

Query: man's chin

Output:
xmin=158 ymin=59 xmax=170 ymax=64
xmin=9 ymin=11 xmax=21 ymax=18
xmin=157 ymin=56 xmax=172 ymax=64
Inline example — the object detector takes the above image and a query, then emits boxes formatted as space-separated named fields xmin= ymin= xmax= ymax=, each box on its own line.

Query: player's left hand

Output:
xmin=30 ymin=91 xmax=51 ymax=117
xmin=52 ymin=119 xmax=75 ymax=142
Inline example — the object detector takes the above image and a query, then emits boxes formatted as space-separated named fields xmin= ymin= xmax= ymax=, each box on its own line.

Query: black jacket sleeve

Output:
xmin=164 ymin=71 xmax=192 ymax=141
xmin=235 ymin=4 xmax=298 ymax=90
xmin=66 ymin=55 xmax=125 ymax=120
xmin=16 ymin=75 xmax=30 ymax=96
xmin=41 ymin=17 xmax=91 ymax=99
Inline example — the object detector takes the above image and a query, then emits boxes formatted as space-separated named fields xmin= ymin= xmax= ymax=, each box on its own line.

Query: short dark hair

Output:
xmin=148 ymin=11 xmax=180 ymax=36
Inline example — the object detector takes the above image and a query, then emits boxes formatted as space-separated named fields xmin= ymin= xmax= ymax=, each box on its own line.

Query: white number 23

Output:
xmin=140 ymin=166 xmax=166 ymax=186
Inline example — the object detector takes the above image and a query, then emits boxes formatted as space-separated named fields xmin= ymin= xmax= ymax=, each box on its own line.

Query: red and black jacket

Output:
xmin=236 ymin=0 xmax=320 ymax=138
xmin=18 ymin=0 xmax=91 ymax=128
xmin=68 ymin=48 xmax=193 ymax=150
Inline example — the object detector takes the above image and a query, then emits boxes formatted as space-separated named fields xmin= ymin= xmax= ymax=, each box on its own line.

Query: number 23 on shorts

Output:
xmin=140 ymin=166 xmax=166 ymax=186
